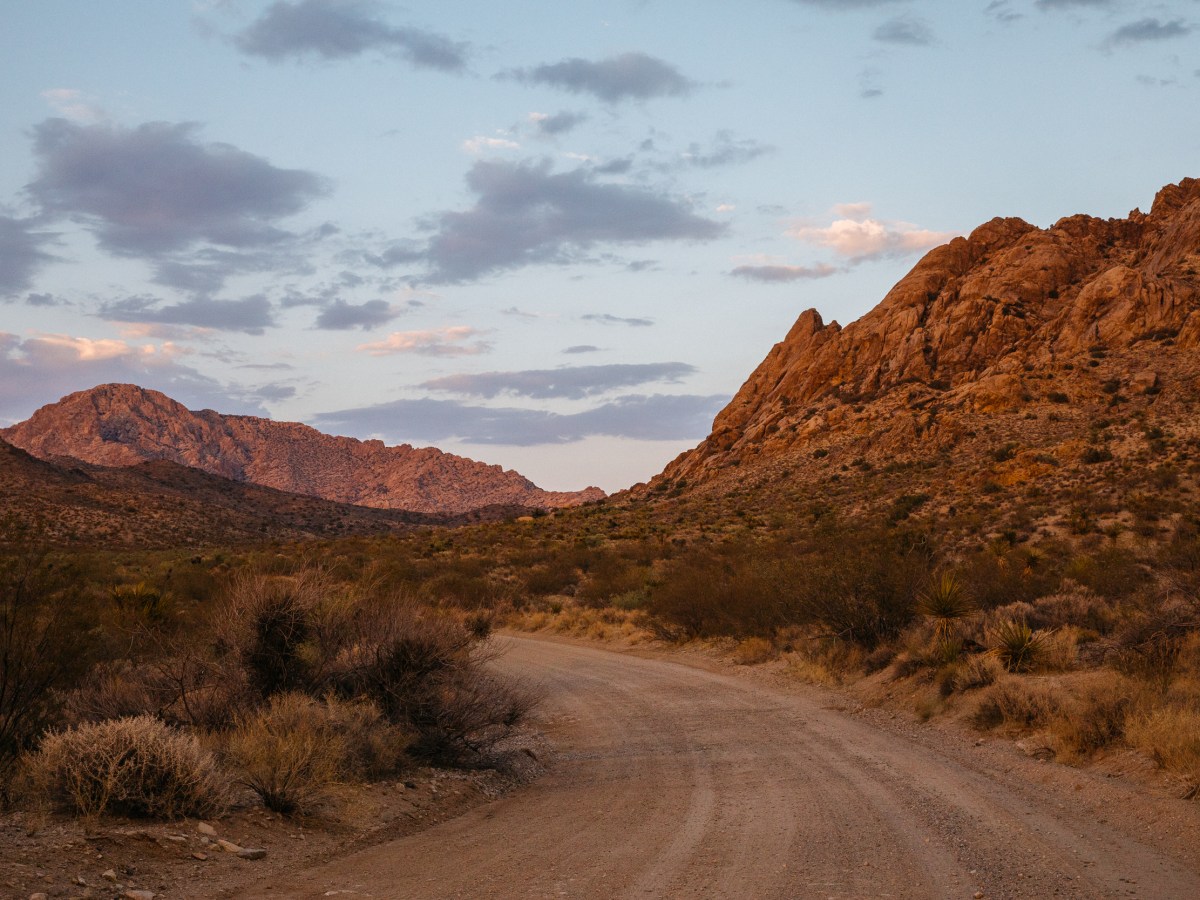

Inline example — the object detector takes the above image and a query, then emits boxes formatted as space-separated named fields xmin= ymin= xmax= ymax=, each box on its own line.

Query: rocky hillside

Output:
xmin=655 ymin=178 xmax=1200 ymax=490
xmin=0 ymin=436 xmax=458 ymax=548
xmin=3 ymin=385 xmax=604 ymax=515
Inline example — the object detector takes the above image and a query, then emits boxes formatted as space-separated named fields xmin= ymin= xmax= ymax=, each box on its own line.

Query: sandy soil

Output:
xmin=222 ymin=634 xmax=1200 ymax=899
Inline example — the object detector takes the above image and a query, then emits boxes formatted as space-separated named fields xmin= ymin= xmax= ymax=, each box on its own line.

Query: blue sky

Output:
xmin=1 ymin=0 xmax=1197 ymax=491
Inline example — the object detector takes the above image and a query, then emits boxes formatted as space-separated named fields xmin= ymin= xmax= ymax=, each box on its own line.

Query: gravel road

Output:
xmin=245 ymin=635 xmax=1200 ymax=899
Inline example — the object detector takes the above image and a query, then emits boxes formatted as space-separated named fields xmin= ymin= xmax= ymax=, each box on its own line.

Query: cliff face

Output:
xmin=657 ymin=178 xmax=1200 ymax=486
xmin=2 ymin=384 xmax=604 ymax=515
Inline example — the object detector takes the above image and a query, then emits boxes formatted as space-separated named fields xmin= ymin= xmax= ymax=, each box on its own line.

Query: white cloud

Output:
xmin=463 ymin=135 xmax=520 ymax=154
xmin=355 ymin=326 xmax=492 ymax=356
xmin=787 ymin=206 xmax=956 ymax=262
xmin=40 ymin=88 xmax=105 ymax=123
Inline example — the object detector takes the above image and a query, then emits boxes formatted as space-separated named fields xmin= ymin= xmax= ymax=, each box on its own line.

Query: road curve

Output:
xmin=245 ymin=635 xmax=1200 ymax=899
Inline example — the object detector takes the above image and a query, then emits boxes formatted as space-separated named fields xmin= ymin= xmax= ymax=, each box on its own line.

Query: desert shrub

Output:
xmin=403 ymin=667 xmax=540 ymax=763
xmin=732 ymin=636 xmax=777 ymax=665
xmin=226 ymin=693 xmax=403 ymax=814
xmin=1112 ymin=595 xmax=1200 ymax=688
xmin=65 ymin=654 xmax=251 ymax=732
xmin=971 ymin=678 xmax=1063 ymax=730
xmin=649 ymin=543 xmax=783 ymax=638
xmin=0 ymin=547 xmax=101 ymax=790
xmin=950 ymin=653 xmax=1003 ymax=693
xmin=1008 ymin=586 xmax=1118 ymax=635
xmin=27 ymin=715 xmax=226 ymax=818
xmin=917 ymin=571 xmax=974 ymax=639
xmin=227 ymin=693 xmax=346 ymax=814
xmin=1126 ymin=706 xmax=1200 ymax=797
xmin=330 ymin=601 xmax=537 ymax=763
xmin=785 ymin=526 xmax=931 ymax=648
xmin=1065 ymin=547 xmax=1147 ymax=600
xmin=960 ymin=545 xmax=1060 ymax=611
xmin=988 ymin=619 xmax=1047 ymax=672
xmin=1049 ymin=674 xmax=1133 ymax=758
xmin=217 ymin=570 xmax=355 ymax=700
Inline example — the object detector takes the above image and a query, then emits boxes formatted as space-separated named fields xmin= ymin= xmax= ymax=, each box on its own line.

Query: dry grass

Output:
xmin=226 ymin=693 xmax=389 ymax=815
xmin=1126 ymin=705 xmax=1200 ymax=797
xmin=971 ymin=677 xmax=1064 ymax=731
xmin=25 ymin=715 xmax=227 ymax=819
xmin=733 ymin=637 xmax=778 ymax=665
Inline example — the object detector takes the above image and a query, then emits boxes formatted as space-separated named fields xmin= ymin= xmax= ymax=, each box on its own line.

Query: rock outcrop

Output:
xmin=2 ymin=385 xmax=604 ymax=515
xmin=656 ymin=178 xmax=1200 ymax=486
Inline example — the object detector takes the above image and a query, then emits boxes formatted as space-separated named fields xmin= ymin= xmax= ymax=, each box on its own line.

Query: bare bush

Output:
xmin=26 ymin=716 xmax=226 ymax=818
xmin=329 ymin=599 xmax=539 ymax=764
xmin=971 ymin=678 xmax=1064 ymax=730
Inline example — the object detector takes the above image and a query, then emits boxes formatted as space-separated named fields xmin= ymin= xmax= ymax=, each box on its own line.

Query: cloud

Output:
xmin=234 ymin=0 xmax=467 ymax=71
xmin=506 ymin=52 xmax=696 ymax=103
xmin=787 ymin=204 xmax=956 ymax=262
xmin=985 ymin=1 xmax=1022 ymax=23
xmin=1104 ymin=18 xmax=1192 ymax=49
xmin=356 ymin=326 xmax=491 ymax=356
xmin=313 ymin=299 xmax=401 ymax=330
xmin=873 ymin=16 xmax=935 ymax=46
xmin=39 ymin=88 xmax=105 ymax=123
xmin=563 ymin=345 xmax=601 ymax=354
xmin=1035 ymin=0 xmax=1112 ymax=10
xmin=98 ymin=295 xmax=276 ymax=334
xmin=787 ymin=0 xmax=909 ymax=7
xmin=0 ymin=331 xmax=276 ymax=421
xmin=25 ymin=293 xmax=60 ymax=307
xmin=26 ymin=119 xmax=329 ymax=260
xmin=680 ymin=131 xmax=772 ymax=168
xmin=423 ymin=159 xmax=724 ymax=282
xmin=581 ymin=313 xmax=654 ymax=327
xmin=364 ymin=240 xmax=424 ymax=268
xmin=463 ymin=135 xmax=520 ymax=154
xmin=421 ymin=362 xmax=696 ymax=400
xmin=0 ymin=217 xmax=57 ymax=297
xmin=530 ymin=111 xmax=587 ymax=136
xmin=730 ymin=263 xmax=839 ymax=282
xmin=858 ymin=67 xmax=885 ymax=99
xmin=312 ymin=392 xmax=728 ymax=446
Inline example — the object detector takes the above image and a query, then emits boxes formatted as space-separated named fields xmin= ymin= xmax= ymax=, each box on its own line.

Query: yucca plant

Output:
xmin=989 ymin=618 xmax=1046 ymax=672
xmin=917 ymin=571 xmax=974 ymax=639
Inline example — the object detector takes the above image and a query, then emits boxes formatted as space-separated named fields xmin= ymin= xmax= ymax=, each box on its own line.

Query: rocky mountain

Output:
xmin=2 ymin=384 xmax=604 ymax=515
xmin=653 ymin=178 xmax=1200 ymax=492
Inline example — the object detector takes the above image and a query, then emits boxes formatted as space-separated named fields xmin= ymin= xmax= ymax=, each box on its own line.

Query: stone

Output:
xmin=102 ymin=869 xmax=118 ymax=882
xmin=122 ymin=891 xmax=155 ymax=900
xmin=191 ymin=852 xmax=208 ymax=861
xmin=237 ymin=848 xmax=268 ymax=860
xmin=217 ymin=839 xmax=243 ymax=854
xmin=28 ymin=894 xmax=48 ymax=900
xmin=196 ymin=822 xmax=217 ymax=837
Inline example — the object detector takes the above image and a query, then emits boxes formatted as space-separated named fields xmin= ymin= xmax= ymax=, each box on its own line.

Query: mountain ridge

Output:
xmin=2 ymin=383 xmax=604 ymax=515
xmin=651 ymin=177 xmax=1200 ymax=490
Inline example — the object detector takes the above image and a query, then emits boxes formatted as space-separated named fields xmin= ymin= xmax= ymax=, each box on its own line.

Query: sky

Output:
xmin=1 ymin=1 xmax=1197 ymax=492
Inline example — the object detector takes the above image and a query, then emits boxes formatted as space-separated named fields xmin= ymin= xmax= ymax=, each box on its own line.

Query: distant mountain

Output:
xmin=0 ymin=435 xmax=464 ymax=548
xmin=2 ymin=384 xmax=604 ymax=515
xmin=652 ymin=178 xmax=1200 ymax=495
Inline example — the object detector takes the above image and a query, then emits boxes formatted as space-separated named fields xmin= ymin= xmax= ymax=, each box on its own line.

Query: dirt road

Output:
xmin=243 ymin=635 xmax=1200 ymax=899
